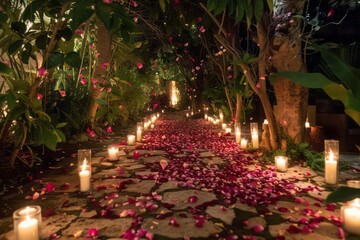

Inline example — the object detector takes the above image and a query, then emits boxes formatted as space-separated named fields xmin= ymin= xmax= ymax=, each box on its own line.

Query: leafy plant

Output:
xmin=326 ymin=186 xmax=360 ymax=203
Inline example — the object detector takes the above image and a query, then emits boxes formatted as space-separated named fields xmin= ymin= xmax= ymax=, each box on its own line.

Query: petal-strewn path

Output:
xmin=0 ymin=113 xmax=357 ymax=239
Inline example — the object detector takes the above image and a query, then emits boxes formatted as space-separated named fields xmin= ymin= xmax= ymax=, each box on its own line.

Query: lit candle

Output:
xmin=156 ymin=113 xmax=160 ymax=118
xmin=263 ymin=119 xmax=268 ymax=125
xmin=341 ymin=198 xmax=360 ymax=235
xmin=136 ymin=127 xmax=142 ymax=142
xmin=191 ymin=111 xmax=194 ymax=116
xmin=275 ymin=156 xmax=288 ymax=172
xmin=235 ymin=130 xmax=241 ymax=144
xmin=219 ymin=113 xmax=224 ymax=123
xmin=325 ymin=150 xmax=337 ymax=185
xmin=14 ymin=206 xmax=42 ymax=240
xmin=305 ymin=121 xmax=310 ymax=128
xmin=225 ymin=127 xmax=232 ymax=134
xmin=240 ymin=138 xmax=247 ymax=149
xmin=251 ymin=130 xmax=259 ymax=148
xmin=143 ymin=122 xmax=148 ymax=131
xmin=186 ymin=113 xmax=189 ymax=118
xmin=79 ymin=159 xmax=91 ymax=192
xmin=150 ymin=124 xmax=154 ymax=129
xmin=18 ymin=216 xmax=39 ymax=240
xmin=127 ymin=135 xmax=136 ymax=145
xmin=222 ymin=123 xmax=227 ymax=130
xmin=204 ymin=113 xmax=208 ymax=120
xmin=107 ymin=147 xmax=118 ymax=160
xmin=161 ymin=109 xmax=164 ymax=113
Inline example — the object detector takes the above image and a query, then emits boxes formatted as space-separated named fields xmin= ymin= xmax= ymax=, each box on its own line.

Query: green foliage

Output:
xmin=325 ymin=186 xmax=360 ymax=203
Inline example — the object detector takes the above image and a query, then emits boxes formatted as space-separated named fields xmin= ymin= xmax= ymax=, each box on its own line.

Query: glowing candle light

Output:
xmin=204 ymin=113 xmax=208 ymax=120
xmin=186 ymin=113 xmax=189 ymax=118
xmin=251 ymin=130 xmax=259 ymax=148
xmin=225 ymin=127 xmax=232 ymax=134
xmin=136 ymin=127 xmax=142 ymax=142
xmin=221 ymin=123 xmax=227 ymax=130
xmin=305 ymin=121 xmax=310 ymax=128
xmin=161 ymin=109 xmax=165 ymax=113
xmin=347 ymin=180 xmax=360 ymax=189
xmin=13 ymin=206 xmax=42 ymax=240
xmin=219 ymin=112 xmax=224 ymax=123
xmin=240 ymin=138 xmax=247 ymax=149
xmin=79 ymin=158 xmax=91 ymax=192
xmin=263 ymin=119 xmax=268 ymax=125
xmin=275 ymin=156 xmax=288 ymax=172
xmin=127 ymin=135 xmax=136 ymax=145
xmin=235 ymin=129 xmax=241 ymax=144
xmin=191 ymin=111 xmax=194 ymax=116
xmin=324 ymin=139 xmax=339 ymax=185
xmin=341 ymin=198 xmax=360 ymax=235
xmin=107 ymin=147 xmax=118 ymax=160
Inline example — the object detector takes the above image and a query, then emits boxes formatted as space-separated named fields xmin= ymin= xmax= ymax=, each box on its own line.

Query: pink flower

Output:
xmin=106 ymin=87 xmax=112 ymax=93
xmin=252 ymin=224 xmax=264 ymax=233
xmin=118 ymin=105 xmax=123 ymax=110
xmin=87 ymin=228 xmax=99 ymax=237
xmin=32 ymin=192 xmax=39 ymax=200
xmin=133 ymin=15 xmax=138 ymax=23
xmin=256 ymin=82 xmax=261 ymax=88
xmin=197 ymin=17 xmax=202 ymax=22
xmin=36 ymin=93 xmax=43 ymax=100
xmin=153 ymin=103 xmax=159 ymax=109
xmin=75 ymin=29 xmax=83 ymax=35
xmin=103 ymin=0 xmax=113 ymax=3
xmin=80 ymin=79 xmax=87 ymax=85
xmin=91 ymin=77 xmax=98 ymax=84
xmin=38 ymin=67 xmax=48 ymax=77
xmin=45 ymin=182 xmax=55 ymax=192
xmin=59 ymin=90 xmax=66 ymax=97
xmin=101 ymin=62 xmax=109 ymax=69
xmin=227 ymin=74 xmax=233 ymax=79
xmin=137 ymin=63 xmax=143 ymax=69
xmin=188 ymin=195 xmax=198 ymax=203
xmin=176 ymin=56 xmax=180 ymax=61
xmin=107 ymin=126 xmax=112 ymax=133
xmin=131 ymin=0 xmax=138 ymax=7
xmin=89 ymin=43 xmax=96 ymax=49
xmin=194 ymin=215 xmax=205 ymax=228
xmin=199 ymin=25 xmax=205 ymax=33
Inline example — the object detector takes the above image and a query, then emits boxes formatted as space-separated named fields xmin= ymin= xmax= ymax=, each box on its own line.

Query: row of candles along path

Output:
xmin=12 ymin=112 xmax=360 ymax=239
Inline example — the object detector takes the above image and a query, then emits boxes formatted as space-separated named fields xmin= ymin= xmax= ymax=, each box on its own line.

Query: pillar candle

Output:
xmin=251 ymin=130 xmax=259 ymax=148
xmin=325 ymin=150 xmax=338 ymax=185
xmin=341 ymin=198 xmax=360 ymax=235
xmin=127 ymin=135 xmax=136 ymax=145
xmin=275 ymin=156 xmax=288 ymax=172
xmin=225 ymin=127 xmax=232 ymax=134
xmin=222 ymin=123 xmax=227 ymax=130
xmin=235 ymin=130 xmax=241 ymax=144
xmin=240 ymin=139 xmax=247 ymax=149
xmin=107 ymin=147 xmax=118 ymax=160
xmin=79 ymin=159 xmax=91 ymax=192
xmin=136 ymin=128 xmax=142 ymax=142
xmin=18 ymin=217 xmax=39 ymax=240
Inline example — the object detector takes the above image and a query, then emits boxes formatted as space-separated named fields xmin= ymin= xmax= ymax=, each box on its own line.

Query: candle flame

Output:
xmin=329 ymin=150 xmax=334 ymax=161
xmin=137 ymin=127 xmax=141 ymax=131
xmin=81 ymin=159 xmax=87 ymax=172
xmin=252 ymin=130 xmax=258 ymax=135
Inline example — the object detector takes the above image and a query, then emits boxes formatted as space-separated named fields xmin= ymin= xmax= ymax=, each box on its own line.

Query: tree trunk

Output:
xmin=88 ymin=21 xmax=111 ymax=129
xmin=270 ymin=0 xmax=308 ymax=144
xmin=234 ymin=93 xmax=242 ymax=124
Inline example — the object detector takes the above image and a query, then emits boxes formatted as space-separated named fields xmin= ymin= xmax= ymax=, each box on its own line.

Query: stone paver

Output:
xmin=206 ymin=205 xmax=235 ymax=225
xmin=141 ymin=213 xmax=222 ymax=238
xmin=161 ymin=189 xmax=217 ymax=210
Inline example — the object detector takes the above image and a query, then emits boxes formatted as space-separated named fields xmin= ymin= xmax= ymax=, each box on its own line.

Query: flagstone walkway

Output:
xmin=0 ymin=112 xmax=359 ymax=239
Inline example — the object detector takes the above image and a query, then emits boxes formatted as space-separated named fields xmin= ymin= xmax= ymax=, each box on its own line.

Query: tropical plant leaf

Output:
xmin=234 ymin=1 xmax=244 ymax=24
xmin=69 ymin=0 xmax=94 ymax=31
xmin=325 ymin=186 xmax=360 ymax=203
xmin=266 ymin=0 xmax=273 ymax=12
xmin=317 ymin=46 xmax=360 ymax=99
xmin=214 ymin=0 xmax=229 ymax=16
xmin=96 ymin=98 xmax=107 ymax=105
xmin=56 ymin=122 xmax=67 ymax=128
xmin=22 ymin=0 xmax=45 ymax=21
xmin=271 ymin=72 xmax=360 ymax=125
xmin=159 ymin=0 xmax=166 ymax=12
xmin=0 ymin=61 xmax=12 ymax=74
xmin=44 ymin=52 xmax=64 ymax=69
xmin=43 ymin=130 xmax=58 ymax=151
xmin=8 ymin=39 xmax=23 ymax=55
xmin=65 ymin=51 xmax=81 ymax=68
xmin=253 ymin=0 xmax=263 ymax=23
xmin=11 ymin=21 xmax=26 ymax=35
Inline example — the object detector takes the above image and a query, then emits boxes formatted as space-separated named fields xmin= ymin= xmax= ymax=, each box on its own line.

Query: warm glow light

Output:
xmin=81 ymin=159 xmax=87 ymax=172
xmin=263 ymin=119 xmax=268 ymax=124
xmin=170 ymin=81 xmax=179 ymax=106
xmin=329 ymin=150 xmax=334 ymax=161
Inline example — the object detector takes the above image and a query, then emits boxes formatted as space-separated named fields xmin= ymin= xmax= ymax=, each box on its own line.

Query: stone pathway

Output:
xmin=0 ymin=113 xmax=359 ymax=239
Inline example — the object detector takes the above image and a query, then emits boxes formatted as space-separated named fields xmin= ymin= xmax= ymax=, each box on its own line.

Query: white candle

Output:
xmin=275 ymin=156 xmax=288 ymax=172
xmin=251 ymin=130 xmax=259 ymax=148
xmin=225 ymin=127 xmax=232 ymax=134
xmin=347 ymin=180 xmax=360 ymax=189
xmin=156 ymin=113 xmax=160 ymax=118
xmin=219 ymin=113 xmax=224 ymax=123
xmin=18 ymin=216 xmax=39 ymax=240
xmin=150 ymin=124 xmax=154 ymax=129
xmin=325 ymin=150 xmax=337 ymax=185
xmin=305 ymin=121 xmax=310 ymax=128
xmin=204 ymin=113 xmax=208 ymax=120
xmin=79 ymin=159 xmax=91 ymax=192
xmin=191 ymin=111 xmax=194 ymax=116
xmin=143 ymin=122 xmax=148 ymax=131
xmin=108 ymin=147 xmax=118 ymax=160
xmin=161 ymin=109 xmax=164 ymax=113
xmin=222 ymin=123 xmax=227 ymax=130
xmin=186 ymin=113 xmax=189 ymax=118
xmin=136 ymin=128 xmax=142 ymax=142
xmin=342 ymin=199 xmax=360 ymax=235
xmin=240 ymin=139 xmax=247 ymax=149
xmin=263 ymin=119 xmax=268 ymax=124
xmin=127 ymin=135 xmax=136 ymax=145
xmin=235 ymin=130 xmax=241 ymax=144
